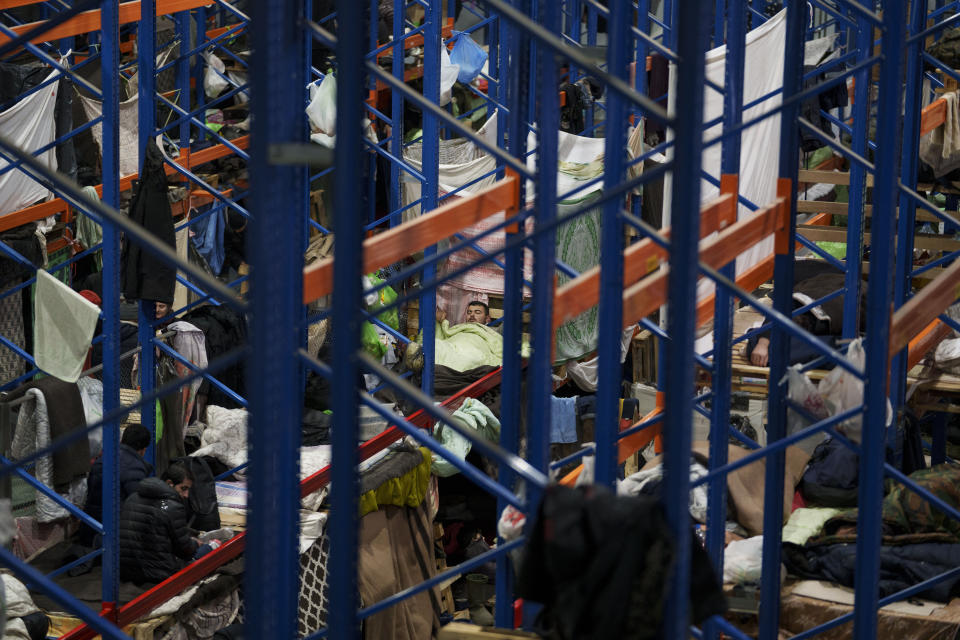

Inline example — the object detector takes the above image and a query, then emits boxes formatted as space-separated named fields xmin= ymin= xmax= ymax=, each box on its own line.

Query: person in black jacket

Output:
xmin=119 ymin=463 xmax=198 ymax=585
xmin=77 ymin=424 xmax=152 ymax=547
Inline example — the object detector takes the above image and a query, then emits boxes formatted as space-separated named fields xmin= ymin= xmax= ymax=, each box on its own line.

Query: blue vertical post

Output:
xmin=713 ymin=0 xmax=725 ymax=48
xmin=494 ymin=0 xmax=528 ymax=626
xmin=137 ymin=0 xmax=158 ymax=467
xmin=389 ymin=0 xmax=404 ymax=228
xmin=192 ymin=6 xmax=208 ymax=135
xmin=328 ymin=0 xmax=365 ymax=637
xmin=175 ymin=12 xmax=192 ymax=151
xmin=99 ymin=0 xmax=122 ymax=615
xmin=662 ymin=3 xmax=708 ymax=638
xmin=759 ymin=2 xmax=804 ymax=637
xmin=246 ymin=0 xmax=307 ymax=638
xmin=891 ymin=0 xmax=927 ymax=420
xmin=842 ymin=15 xmax=871 ymax=340
xmin=525 ymin=0 xmax=559 ymax=480
xmin=419 ymin=0 xmax=440 ymax=397
xmin=593 ymin=0 xmax=630 ymax=487
xmin=854 ymin=4 xmax=905 ymax=638
xmin=705 ymin=2 xmax=744 ymax=637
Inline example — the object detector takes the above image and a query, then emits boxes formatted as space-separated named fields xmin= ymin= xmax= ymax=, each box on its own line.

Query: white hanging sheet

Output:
xmin=690 ymin=9 xmax=787 ymax=302
xmin=0 ymin=69 xmax=59 ymax=216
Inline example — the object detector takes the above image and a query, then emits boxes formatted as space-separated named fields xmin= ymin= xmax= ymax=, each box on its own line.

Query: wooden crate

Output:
xmin=631 ymin=329 xmax=658 ymax=384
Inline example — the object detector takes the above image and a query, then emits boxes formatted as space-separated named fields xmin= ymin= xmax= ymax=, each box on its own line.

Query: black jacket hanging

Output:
xmin=121 ymin=138 xmax=176 ymax=304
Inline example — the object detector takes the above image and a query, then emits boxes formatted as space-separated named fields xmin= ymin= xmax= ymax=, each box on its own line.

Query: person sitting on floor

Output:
xmin=79 ymin=423 xmax=153 ymax=546
xmin=119 ymin=463 xmax=200 ymax=585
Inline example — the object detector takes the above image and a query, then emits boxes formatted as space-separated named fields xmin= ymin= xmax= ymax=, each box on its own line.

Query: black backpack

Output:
xmin=173 ymin=455 xmax=221 ymax=531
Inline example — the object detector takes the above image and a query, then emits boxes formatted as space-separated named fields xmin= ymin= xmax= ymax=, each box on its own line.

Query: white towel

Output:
xmin=33 ymin=270 xmax=101 ymax=382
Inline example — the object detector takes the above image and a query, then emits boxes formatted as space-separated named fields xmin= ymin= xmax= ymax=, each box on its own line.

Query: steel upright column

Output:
xmin=759 ymin=2 xmax=804 ymax=636
xmin=704 ymin=2 xmax=745 ymax=637
xmin=137 ymin=0 xmax=157 ymax=467
xmin=525 ymin=0 xmax=559 ymax=479
xmin=593 ymin=0 xmax=630 ymax=487
xmin=891 ymin=0 xmax=928 ymax=413
xmin=99 ymin=0 xmax=122 ymax=616
xmin=327 ymin=0 xmax=365 ymax=637
xmin=494 ymin=0 xmax=529 ymax=626
xmin=854 ymin=4 xmax=906 ymax=637
xmin=843 ymin=15 xmax=871 ymax=339
xmin=247 ymin=0 xmax=307 ymax=638
xmin=420 ymin=0 xmax=441 ymax=397
xmin=662 ymin=2 xmax=709 ymax=637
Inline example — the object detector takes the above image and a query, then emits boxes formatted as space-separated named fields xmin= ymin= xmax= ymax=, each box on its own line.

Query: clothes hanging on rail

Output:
xmin=0 ymin=224 xmax=43 ymax=386
xmin=121 ymin=137 xmax=177 ymax=304
xmin=33 ymin=269 xmax=100 ymax=383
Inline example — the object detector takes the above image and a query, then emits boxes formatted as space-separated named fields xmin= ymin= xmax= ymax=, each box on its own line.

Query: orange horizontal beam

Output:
xmin=560 ymin=407 xmax=662 ymax=486
xmin=302 ymin=174 xmax=521 ymax=304
xmin=0 ymin=0 xmax=213 ymax=47
xmin=376 ymin=17 xmax=454 ymax=60
xmin=906 ymin=319 xmax=953 ymax=370
xmin=921 ymin=97 xmax=947 ymax=138
xmin=889 ymin=256 xmax=960 ymax=356
xmin=0 ymin=136 xmax=249 ymax=233
xmin=622 ymin=197 xmax=787 ymax=327
xmin=552 ymin=190 xmax=737 ymax=330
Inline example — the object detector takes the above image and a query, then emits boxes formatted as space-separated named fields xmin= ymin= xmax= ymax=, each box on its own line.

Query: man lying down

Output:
xmin=745 ymin=259 xmax=867 ymax=368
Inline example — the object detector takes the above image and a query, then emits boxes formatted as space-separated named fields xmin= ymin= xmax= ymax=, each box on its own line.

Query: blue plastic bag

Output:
xmin=449 ymin=32 xmax=487 ymax=84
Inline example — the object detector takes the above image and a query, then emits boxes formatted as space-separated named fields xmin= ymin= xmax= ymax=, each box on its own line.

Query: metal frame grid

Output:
xmin=1 ymin=1 xmax=960 ymax=639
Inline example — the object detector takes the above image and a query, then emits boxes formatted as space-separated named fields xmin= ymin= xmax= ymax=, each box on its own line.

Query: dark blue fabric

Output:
xmin=800 ymin=437 xmax=860 ymax=507
xmin=190 ymin=204 xmax=225 ymax=275
xmin=783 ymin=542 xmax=960 ymax=602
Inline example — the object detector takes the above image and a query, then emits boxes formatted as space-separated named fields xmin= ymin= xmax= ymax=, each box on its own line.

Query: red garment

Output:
xmin=78 ymin=289 xmax=101 ymax=306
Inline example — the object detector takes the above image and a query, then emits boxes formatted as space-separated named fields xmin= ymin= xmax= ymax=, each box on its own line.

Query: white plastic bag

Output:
xmin=203 ymin=52 xmax=229 ymax=97
xmin=439 ymin=45 xmax=459 ymax=106
xmin=817 ymin=338 xmax=891 ymax=443
xmin=306 ymin=75 xmax=337 ymax=135
xmin=786 ymin=364 xmax=829 ymax=453
xmin=723 ymin=535 xmax=765 ymax=585
xmin=935 ymin=337 xmax=960 ymax=373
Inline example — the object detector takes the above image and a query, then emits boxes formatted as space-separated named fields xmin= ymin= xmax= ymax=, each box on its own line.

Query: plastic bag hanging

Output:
xmin=449 ymin=31 xmax=487 ymax=84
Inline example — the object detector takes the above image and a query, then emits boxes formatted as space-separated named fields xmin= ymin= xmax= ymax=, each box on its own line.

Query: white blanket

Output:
xmin=0 ymin=69 xmax=59 ymax=216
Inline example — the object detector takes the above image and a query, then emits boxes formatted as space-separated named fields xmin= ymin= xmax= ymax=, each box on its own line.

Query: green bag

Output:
xmin=361 ymin=321 xmax=387 ymax=359
xmin=366 ymin=273 xmax=399 ymax=331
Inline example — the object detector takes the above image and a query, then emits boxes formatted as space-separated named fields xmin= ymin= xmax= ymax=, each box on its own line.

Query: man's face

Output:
xmin=168 ymin=477 xmax=192 ymax=500
xmin=465 ymin=305 xmax=490 ymax=324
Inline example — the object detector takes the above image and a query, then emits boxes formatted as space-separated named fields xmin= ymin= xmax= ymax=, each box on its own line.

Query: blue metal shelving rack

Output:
xmin=1 ymin=1 xmax=960 ymax=639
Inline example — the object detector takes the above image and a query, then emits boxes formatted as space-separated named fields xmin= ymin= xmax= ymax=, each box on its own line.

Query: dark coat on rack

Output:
xmin=121 ymin=138 xmax=176 ymax=305
xmin=119 ymin=477 xmax=198 ymax=585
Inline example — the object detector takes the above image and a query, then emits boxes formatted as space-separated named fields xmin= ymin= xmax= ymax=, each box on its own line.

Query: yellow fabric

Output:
xmin=358 ymin=448 xmax=432 ymax=517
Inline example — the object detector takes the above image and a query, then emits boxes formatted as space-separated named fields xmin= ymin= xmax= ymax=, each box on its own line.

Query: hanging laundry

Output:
xmin=549 ymin=395 xmax=577 ymax=444
xmin=921 ymin=91 xmax=960 ymax=178
xmin=33 ymin=270 xmax=100 ymax=383
xmin=439 ymin=45 xmax=460 ymax=106
xmin=190 ymin=205 xmax=226 ymax=275
xmin=0 ymin=68 xmax=59 ymax=216
xmin=75 ymin=186 xmax=103 ymax=269
xmin=78 ymin=90 xmax=140 ymax=178
xmin=121 ymin=137 xmax=177 ymax=305
xmin=694 ymin=9 xmax=786 ymax=302
xmin=169 ymin=321 xmax=209 ymax=431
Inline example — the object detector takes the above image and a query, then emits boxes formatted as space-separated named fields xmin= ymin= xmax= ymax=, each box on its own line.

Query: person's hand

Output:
xmin=750 ymin=337 xmax=770 ymax=367
xmin=435 ymin=308 xmax=447 ymax=324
